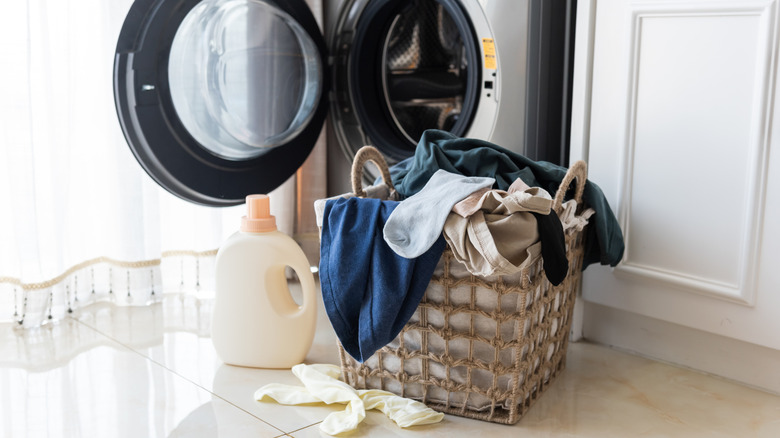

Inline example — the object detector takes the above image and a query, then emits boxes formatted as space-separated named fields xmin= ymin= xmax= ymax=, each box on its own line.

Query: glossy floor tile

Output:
xmin=2 ymin=287 xmax=780 ymax=437
xmin=0 ymin=319 xmax=285 ymax=438
xmin=73 ymin=294 xmax=340 ymax=433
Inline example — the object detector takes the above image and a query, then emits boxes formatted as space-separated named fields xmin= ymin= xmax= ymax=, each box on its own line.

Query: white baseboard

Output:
xmin=581 ymin=302 xmax=780 ymax=395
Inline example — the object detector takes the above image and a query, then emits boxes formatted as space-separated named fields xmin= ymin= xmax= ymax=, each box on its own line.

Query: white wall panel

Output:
xmin=616 ymin=6 xmax=773 ymax=304
xmin=578 ymin=0 xmax=780 ymax=351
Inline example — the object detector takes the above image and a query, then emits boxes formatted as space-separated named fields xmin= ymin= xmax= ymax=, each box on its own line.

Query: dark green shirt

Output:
xmin=388 ymin=130 xmax=625 ymax=269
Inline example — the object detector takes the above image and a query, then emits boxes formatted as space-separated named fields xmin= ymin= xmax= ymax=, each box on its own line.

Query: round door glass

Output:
xmin=168 ymin=0 xmax=322 ymax=160
xmin=382 ymin=0 xmax=471 ymax=144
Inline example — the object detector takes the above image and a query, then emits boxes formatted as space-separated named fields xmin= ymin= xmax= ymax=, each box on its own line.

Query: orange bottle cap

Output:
xmin=241 ymin=194 xmax=277 ymax=233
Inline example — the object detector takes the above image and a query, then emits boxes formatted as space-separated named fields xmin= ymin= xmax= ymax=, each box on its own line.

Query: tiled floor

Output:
xmin=2 ymin=287 xmax=780 ymax=438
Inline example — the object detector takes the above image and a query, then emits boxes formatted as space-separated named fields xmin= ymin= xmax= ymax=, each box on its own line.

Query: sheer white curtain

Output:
xmin=0 ymin=0 xmax=326 ymax=329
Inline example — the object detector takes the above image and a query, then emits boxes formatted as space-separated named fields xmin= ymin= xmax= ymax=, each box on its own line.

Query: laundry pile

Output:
xmin=317 ymin=130 xmax=624 ymax=363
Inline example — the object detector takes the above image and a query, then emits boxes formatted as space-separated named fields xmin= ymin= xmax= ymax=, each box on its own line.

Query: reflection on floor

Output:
xmin=2 ymin=287 xmax=780 ymax=437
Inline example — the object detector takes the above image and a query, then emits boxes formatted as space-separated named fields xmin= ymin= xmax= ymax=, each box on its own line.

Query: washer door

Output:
xmin=114 ymin=0 xmax=327 ymax=206
xmin=331 ymin=0 xmax=481 ymax=164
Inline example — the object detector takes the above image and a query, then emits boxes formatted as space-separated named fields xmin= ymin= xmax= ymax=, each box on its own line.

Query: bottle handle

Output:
xmin=291 ymin=258 xmax=317 ymax=316
xmin=265 ymin=256 xmax=317 ymax=319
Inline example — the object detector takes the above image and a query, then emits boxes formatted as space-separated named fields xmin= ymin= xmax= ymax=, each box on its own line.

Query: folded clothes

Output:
xmin=319 ymin=197 xmax=446 ymax=362
xmin=255 ymin=364 xmax=444 ymax=435
xmin=388 ymin=129 xmax=624 ymax=269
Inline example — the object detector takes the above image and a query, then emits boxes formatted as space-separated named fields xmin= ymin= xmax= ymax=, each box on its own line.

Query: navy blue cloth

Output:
xmin=319 ymin=197 xmax=446 ymax=362
xmin=388 ymin=130 xmax=625 ymax=269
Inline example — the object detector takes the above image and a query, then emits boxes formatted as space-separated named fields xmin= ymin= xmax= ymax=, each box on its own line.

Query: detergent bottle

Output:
xmin=212 ymin=194 xmax=317 ymax=368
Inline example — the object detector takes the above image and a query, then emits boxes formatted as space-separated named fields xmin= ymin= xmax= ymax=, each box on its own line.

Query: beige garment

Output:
xmin=443 ymin=185 xmax=553 ymax=277
xmin=255 ymin=364 xmax=443 ymax=435
xmin=559 ymin=199 xmax=596 ymax=233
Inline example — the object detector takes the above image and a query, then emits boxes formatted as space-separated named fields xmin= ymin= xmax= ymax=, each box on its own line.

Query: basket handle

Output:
xmin=552 ymin=160 xmax=588 ymax=214
xmin=351 ymin=146 xmax=397 ymax=198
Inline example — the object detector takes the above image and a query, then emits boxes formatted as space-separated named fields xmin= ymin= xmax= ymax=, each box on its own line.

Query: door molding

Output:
xmin=613 ymin=0 xmax=778 ymax=306
xmin=568 ymin=0 xmax=599 ymax=341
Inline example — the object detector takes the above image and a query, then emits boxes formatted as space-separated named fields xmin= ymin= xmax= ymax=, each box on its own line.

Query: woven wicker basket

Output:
xmin=333 ymin=146 xmax=589 ymax=425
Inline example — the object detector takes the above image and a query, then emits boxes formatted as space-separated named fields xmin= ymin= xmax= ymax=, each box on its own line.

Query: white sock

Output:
xmin=384 ymin=170 xmax=495 ymax=258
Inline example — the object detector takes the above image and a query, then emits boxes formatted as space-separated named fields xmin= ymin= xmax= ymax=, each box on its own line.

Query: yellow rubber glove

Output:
xmin=254 ymin=363 xmax=444 ymax=435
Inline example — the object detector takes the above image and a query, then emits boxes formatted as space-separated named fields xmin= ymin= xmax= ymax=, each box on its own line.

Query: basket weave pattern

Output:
xmin=338 ymin=228 xmax=584 ymax=424
xmin=333 ymin=146 xmax=589 ymax=424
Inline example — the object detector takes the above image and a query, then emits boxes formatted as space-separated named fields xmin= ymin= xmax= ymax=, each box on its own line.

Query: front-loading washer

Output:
xmin=324 ymin=0 xmax=576 ymax=195
xmin=113 ymin=0 xmax=575 ymax=206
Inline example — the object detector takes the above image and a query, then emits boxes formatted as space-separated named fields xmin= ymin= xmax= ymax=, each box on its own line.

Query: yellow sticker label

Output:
xmin=482 ymin=38 xmax=497 ymax=69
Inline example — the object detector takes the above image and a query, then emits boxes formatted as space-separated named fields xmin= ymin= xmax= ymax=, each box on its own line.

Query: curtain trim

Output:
xmin=0 ymin=249 xmax=218 ymax=291
xmin=2 ymin=294 xmax=214 ymax=371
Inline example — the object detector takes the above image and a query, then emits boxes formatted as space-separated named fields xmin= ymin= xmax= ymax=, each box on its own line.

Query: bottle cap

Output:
xmin=241 ymin=194 xmax=277 ymax=233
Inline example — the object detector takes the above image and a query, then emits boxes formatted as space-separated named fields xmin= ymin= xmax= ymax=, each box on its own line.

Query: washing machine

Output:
xmin=113 ymin=0 xmax=575 ymax=206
